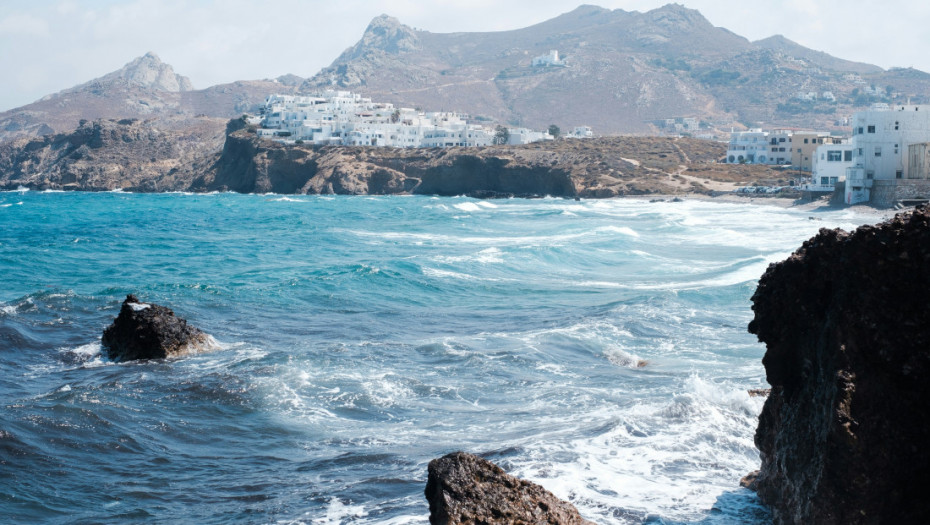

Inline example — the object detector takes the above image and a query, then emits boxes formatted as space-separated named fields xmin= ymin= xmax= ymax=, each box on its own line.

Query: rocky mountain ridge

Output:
xmin=0 ymin=53 xmax=300 ymax=143
xmin=3 ymin=4 xmax=928 ymax=145
xmin=302 ymin=4 xmax=930 ymax=134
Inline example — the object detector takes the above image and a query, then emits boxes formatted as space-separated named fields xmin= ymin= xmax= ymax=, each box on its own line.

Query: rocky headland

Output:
xmin=745 ymin=206 xmax=930 ymax=523
xmin=1 ymin=116 xmax=792 ymax=197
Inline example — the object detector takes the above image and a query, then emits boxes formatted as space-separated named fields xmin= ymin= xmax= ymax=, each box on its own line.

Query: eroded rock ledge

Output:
xmin=425 ymin=451 xmax=594 ymax=525
xmin=102 ymin=294 xmax=216 ymax=362
xmin=746 ymin=206 xmax=930 ymax=524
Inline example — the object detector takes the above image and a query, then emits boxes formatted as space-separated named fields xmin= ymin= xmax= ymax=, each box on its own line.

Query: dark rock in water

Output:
xmin=101 ymin=294 xmax=215 ymax=362
xmin=425 ymin=451 xmax=594 ymax=525
xmin=747 ymin=206 xmax=930 ymax=524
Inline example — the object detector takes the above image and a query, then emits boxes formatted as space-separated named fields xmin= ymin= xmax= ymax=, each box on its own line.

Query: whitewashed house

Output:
xmin=726 ymin=129 xmax=772 ymax=164
xmin=806 ymin=142 xmax=855 ymax=192
xmin=255 ymin=91 xmax=542 ymax=148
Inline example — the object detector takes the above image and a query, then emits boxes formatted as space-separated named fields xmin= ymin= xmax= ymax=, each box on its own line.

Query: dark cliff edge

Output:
xmin=745 ymin=206 xmax=930 ymax=524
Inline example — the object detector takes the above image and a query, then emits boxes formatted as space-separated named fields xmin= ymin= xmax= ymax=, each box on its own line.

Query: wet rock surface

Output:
xmin=746 ymin=206 xmax=930 ymax=524
xmin=425 ymin=451 xmax=594 ymax=525
xmin=101 ymin=294 xmax=215 ymax=362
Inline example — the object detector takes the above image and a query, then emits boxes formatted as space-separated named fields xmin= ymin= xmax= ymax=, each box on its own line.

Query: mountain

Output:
xmin=302 ymin=4 xmax=930 ymax=134
xmin=0 ymin=53 xmax=299 ymax=143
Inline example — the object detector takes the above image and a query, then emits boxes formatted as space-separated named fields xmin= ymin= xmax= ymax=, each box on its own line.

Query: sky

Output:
xmin=1 ymin=0 xmax=928 ymax=112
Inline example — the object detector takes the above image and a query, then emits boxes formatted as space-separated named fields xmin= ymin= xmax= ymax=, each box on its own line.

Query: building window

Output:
xmin=867 ymin=125 xmax=876 ymax=133
xmin=844 ymin=150 xmax=853 ymax=161
xmin=895 ymin=121 xmax=899 ymax=130
xmin=858 ymin=127 xmax=864 ymax=134
xmin=874 ymin=147 xmax=882 ymax=157
xmin=867 ymin=171 xmax=874 ymax=179
xmin=779 ymin=137 xmax=786 ymax=142
xmin=827 ymin=150 xmax=843 ymax=161
xmin=858 ymin=148 xmax=864 ymax=156
xmin=804 ymin=138 xmax=809 ymax=144
xmin=896 ymin=170 xmax=903 ymax=179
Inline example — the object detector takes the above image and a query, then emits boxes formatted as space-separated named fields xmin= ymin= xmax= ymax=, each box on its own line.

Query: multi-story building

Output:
xmin=791 ymin=132 xmax=835 ymax=172
xmin=806 ymin=142 xmax=855 ymax=192
xmin=845 ymin=104 xmax=930 ymax=205
xmin=726 ymin=129 xmax=772 ymax=164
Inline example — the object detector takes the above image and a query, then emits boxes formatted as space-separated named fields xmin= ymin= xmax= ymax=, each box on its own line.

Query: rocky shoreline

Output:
xmin=744 ymin=206 xmax=930 ymax=524
xmin=1 ymin=116 xmax=794 ymax=199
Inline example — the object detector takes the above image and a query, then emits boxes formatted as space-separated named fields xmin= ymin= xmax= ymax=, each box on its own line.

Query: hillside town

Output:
xmin=253 ymin=90 xmax=592 ymax=149
xmin=726 ymin=103 xmax=930 ymax=206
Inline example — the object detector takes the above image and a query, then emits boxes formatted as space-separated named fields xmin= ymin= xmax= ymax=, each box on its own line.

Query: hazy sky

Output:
xmin=1 ymin=0 xmax=928 ymax=112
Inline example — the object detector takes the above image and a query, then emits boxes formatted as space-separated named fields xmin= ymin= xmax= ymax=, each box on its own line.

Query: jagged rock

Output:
xmin=746 ymin=206 xmax=930 ymax=524
xmin=101 ymin=294 xmax=216 ymax=362
xmin=425 ymin=451 xmax=594 ymax=525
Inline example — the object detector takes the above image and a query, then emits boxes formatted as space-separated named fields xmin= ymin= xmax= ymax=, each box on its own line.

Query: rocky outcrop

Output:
xmin=0 ymin=117 xmax=225 ymax=191
xmin=202 ymin=119 xmax=742 ymax=197
xmin=425 ymin=452 xmax=594 ymax=525
xmin=746 ymin=206 xmax=930 ymax=524
xmin=102 ymin=294 xmax=216 ymax=362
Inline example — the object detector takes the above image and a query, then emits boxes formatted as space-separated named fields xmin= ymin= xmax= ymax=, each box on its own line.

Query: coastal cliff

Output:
xmin=2 ymin=116 xmax=793 ymax=197
xmin=199 ymin=118 xmax=765 ymax=197
xmin=746 ymin=207 xmax=930 ymax=523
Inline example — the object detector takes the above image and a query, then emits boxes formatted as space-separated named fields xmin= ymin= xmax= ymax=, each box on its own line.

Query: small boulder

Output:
xmin=425 ymin=451 xmax=594 ymax=525
xmin=101 ymin=294 xmax=216 ymax=362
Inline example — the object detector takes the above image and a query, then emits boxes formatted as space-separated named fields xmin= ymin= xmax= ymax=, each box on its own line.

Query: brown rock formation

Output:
xmin=102 ymin=294 xmax=216 ymax=362
xmin=425 ymin=451 xmax=594 ymax=525
xmin=746 ymin=206 xmax=930 ymax=523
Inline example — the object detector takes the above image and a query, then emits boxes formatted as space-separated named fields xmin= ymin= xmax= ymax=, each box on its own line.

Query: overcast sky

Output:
xmin=1 ymin=0 xmax=928 ymax=112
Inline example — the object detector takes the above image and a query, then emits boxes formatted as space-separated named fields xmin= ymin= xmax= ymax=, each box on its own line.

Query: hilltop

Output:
xmin=0 ymin=53 xmax=300 ymax=143
xmin=302 ymin=4 xmax=930 ymax=134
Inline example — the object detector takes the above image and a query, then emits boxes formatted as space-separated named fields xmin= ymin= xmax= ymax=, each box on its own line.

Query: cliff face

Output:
xmin=747 ymin=207 xmax=930 ymax=524
xmin=203 ymin=119 xmax=743 ymax=197
xmin=5 ymin=116 xmax=788 ymax=197
xmin=0 ymin=117 xmax=225 ymax=191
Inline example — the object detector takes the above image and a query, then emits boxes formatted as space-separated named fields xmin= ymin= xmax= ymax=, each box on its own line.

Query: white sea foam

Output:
xmin=0 ymin=304 xmax=15 ymax=315
xmin=452 ymin=202 xmax=482 ymax=212
xmin=593 ymin=225 xmax=639 ymax=237
xmin=431 ymin=247 xmax=505 ymax=265
xmin=312 ymin=498 xmax=368 ymax=524
xmin=422 ymin=267 xmax=481 ymax=281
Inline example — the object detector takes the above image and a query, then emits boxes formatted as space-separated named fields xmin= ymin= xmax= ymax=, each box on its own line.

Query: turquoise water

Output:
xmin=0 ymin=191 xmax=875 ymax=523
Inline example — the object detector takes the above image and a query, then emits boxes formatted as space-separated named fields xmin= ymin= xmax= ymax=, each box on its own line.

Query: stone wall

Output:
xmin=870 ymin=179 xmax=930 ymax=208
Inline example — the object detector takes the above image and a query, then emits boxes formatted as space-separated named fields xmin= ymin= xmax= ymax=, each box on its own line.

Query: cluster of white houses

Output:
xmin=254 ymin=90 xmax=591 ymax=149
xmin=727 ymin=103 xmax=930 ymax=206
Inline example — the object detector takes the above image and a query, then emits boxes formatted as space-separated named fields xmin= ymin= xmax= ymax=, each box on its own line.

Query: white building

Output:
xmin=726 ymin=129 xmax=773 ymax=164
xmin=844 ymin=104 xmax=930 ymax=204
xmin=532 ymin=50 xmax=564 ymax=67
xmin=567 ymin=126 xmax=593 ymax=138
xmin=806 ymin=142 xmax=854 ymax=192
xmin=256 ymin=91 xmax=550 ymax=149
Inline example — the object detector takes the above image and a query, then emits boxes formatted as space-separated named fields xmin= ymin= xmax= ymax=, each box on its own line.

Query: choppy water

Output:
xmin=0 ymin=191 xmax=877 ymax=524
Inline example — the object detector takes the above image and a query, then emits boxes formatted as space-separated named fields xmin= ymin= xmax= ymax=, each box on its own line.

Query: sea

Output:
xmin=0 ymin=190 xmax=879 ymax=524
